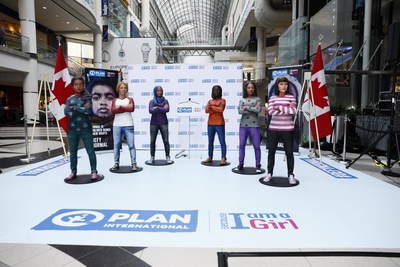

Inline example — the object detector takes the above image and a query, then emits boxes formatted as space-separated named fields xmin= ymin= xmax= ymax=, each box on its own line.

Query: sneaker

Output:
xmin=66 ymin=172 xmax=77 ymax=181
xmin=236 ymin=164 xmax=243 ymax=171
xmin=202 ymin=157 xmax=213 ymax=164
xmin=166 ymin=156 xmax=172 ymax=164
xmin=131 ymin=163 xmax=137 ymax=171
xmin=256 ymin=168 xmax=262 ymax=173
xmin=91 ymin=172 xmax=98 ymax=181
xmin=148 ymin=156 xmax=155 ymax=164
xmin=289 ymin=174 xmax=296 ymax=185
xmin=111 ymin=163 xmax=119 ymax=171
xmin=263 ymin=173 xmax=272 ymax=182
xmin=220 ymin=158 xmax=227 ymax=166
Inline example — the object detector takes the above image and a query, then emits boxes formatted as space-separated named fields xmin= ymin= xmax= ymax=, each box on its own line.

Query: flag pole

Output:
xmin=309 ymin=80 xmax=322 ymax=162
xmin=47 ymin=80 xmax=68 ymax=158
xmin=42 ymin=74 xmax=51 ymax=156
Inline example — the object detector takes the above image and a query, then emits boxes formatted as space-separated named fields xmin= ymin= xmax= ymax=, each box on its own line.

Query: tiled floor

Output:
xmin=1 ymin=126 xmax=400 ymax=266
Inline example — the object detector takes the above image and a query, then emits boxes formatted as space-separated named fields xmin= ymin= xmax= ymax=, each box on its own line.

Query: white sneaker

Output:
xmin=166 ymin=156 xmax=172 ymax=164
xmin=148 ymin=156 xmax=155 ymax=164
xmin=289 ymin=174 xmax=296 ymax=185
xmin=263 ymin=173 xmax=272 ymax=182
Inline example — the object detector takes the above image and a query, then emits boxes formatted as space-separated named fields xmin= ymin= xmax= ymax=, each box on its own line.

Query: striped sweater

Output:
xmin=267 ymin=94 xmax=297 ymax=131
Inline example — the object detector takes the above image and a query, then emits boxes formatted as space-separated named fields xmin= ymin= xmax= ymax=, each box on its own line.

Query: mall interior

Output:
xmin=1 ymin=0 xmax=400 ymax=266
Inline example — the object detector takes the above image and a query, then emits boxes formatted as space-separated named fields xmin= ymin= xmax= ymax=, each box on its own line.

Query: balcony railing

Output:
xmin=1 ymin=30 xmax=85 ymax=77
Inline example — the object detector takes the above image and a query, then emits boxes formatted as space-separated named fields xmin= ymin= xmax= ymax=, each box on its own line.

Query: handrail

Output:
xmin=217 ymin=251 xmax=400 ymax=267
xmin=2 ymin=29 xmax=85 ymax=76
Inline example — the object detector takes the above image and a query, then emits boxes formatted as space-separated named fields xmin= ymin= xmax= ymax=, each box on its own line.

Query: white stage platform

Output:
xmin=0 ymin=146 xmax=399 ymax=249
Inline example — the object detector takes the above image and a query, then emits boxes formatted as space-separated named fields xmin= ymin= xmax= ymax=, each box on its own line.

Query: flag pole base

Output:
xmin=309 ymin=151 xmax=320 ymax=158
xmin=20 ymin=156 xmax=35 ymax=163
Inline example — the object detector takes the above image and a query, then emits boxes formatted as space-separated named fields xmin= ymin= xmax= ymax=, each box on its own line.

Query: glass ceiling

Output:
xmin=155 ymin=0 xmax=231 ymax=45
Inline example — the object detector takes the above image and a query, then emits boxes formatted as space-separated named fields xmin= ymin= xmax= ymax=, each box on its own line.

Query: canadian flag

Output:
xmin=48 ymin=45 xmax=75 ymax=133
xmin=302 ymin=44 xmax=332 ymax=140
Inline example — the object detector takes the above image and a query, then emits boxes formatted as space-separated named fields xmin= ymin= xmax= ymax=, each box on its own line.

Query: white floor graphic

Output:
xmin=0 ymin=147 xmax=399 ymax=249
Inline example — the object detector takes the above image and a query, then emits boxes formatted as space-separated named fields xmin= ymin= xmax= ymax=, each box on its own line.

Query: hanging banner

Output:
xmin=102 ymin=38 xmax=157 ymax=82
xmin=84 ymin=67 xmax=119 ymax=152
xmin=267 ymin=65 xmax=303 ymax=153
xmin=101 ymin=0 xmax=109 ymax=16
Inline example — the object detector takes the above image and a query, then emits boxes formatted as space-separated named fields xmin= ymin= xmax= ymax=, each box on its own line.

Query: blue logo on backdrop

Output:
xmin=17 ymin=158 xmax=70 ymax=176
xmin=226 ymin=79 xmax=235 ymax=83
xmin=131 ymin=79 xmax=140 ymax=83
xmin=213 ymin=66 xmax=223 ymax=70
xmin=202 ymin=79 xmax=211 ymax=83
xmin=32 ymin=209 xmax=198 ymax=233
xmin=165 ymin=92 xmax=174 ymax=96
xmin=178 ymin=79 xmax=188 ymax=83
xmin=154 ymin=78 xmax=163 ymax=83
xmin=141 ymin=92 xmax=150 ymax=96
xmin=272 ymin=69 xmax=289 ymax=78
xmin=189 ymin=65 xmax=198 ymax=69
xmin=300 ymin=158 xmax=357 ymax=179
xmin=177 ymin=107 xmax=192 ymax=113
xmin=141 ymin=118 xmax=151 ymax=122
xmin=141 ymin=66 xmax=151 ymax=70
xmin=88 ymin=70 xmax=106 ymax=77
xmin=165 ymin=65 xmax=174 ymax=70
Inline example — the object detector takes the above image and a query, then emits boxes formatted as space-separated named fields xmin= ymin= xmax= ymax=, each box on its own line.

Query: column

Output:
xmin=93 ymin=33 xmax=102 ymax=68
xmin=18 ymin=0 xmax=38 ymax=121
xmin=255 ymin=27 xmax=266 ymax=80
xmin=361 ymin=0 xmax=372 ymax=108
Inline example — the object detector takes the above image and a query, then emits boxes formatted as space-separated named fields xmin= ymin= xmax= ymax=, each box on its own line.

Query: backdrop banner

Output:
xmin=128 ymin=64 xmax=243 ymax=154
xmin=84 ymin=67 xmax=119 ymax=152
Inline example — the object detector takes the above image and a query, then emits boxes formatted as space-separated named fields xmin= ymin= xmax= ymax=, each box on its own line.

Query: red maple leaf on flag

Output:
xmin=53 ymin=78 xmax=70 ymax=104
xmin=310 ymin=77 xmax=329 ymax=108
xmin=48 ymin=45 xmax=75 ymax=133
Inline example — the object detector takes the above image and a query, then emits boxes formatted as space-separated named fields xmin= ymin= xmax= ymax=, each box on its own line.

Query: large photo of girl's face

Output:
xmin=268 ymin=75 xmax=300 ymax=103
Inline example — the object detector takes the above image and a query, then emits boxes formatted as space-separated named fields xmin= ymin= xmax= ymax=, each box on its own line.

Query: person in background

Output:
xmin=0 ymin=90 xmax=8 ymax=125
xmin=236 ymin=81 xmax=262 ymax=172
xmin=202 ymin=85 xmax=227 ymax=165
xmin=264 ymin=76 xmax=297 ymax=184
xmin=0 ymin=26 xmax=6 ymax=46
xmin=148 ymin=85 xmax=172 ymax=163
xmin=110 ymin=82 xmax=137 ymax=171
xmin=64 ymin=77 xmax=98 ymax=181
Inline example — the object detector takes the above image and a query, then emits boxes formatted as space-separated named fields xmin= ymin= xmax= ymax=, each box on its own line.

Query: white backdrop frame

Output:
xmin=128 ymin=64 xmax=244 ymax=153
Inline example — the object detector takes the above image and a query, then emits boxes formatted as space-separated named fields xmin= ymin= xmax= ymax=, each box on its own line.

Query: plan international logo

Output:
xmin=219 ymin=212 xmax=299 ymax=230
xmin=17 ymin=158 xmax=70 ymax=176
xmin=33 ymin=209 xmax=198 ymax=233
xmin=300 ymin=158 xmax=357 ymax=179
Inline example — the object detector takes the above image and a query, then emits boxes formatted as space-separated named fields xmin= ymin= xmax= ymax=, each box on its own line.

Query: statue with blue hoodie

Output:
xmin=147 ymin=85 xmax=173 ymax=164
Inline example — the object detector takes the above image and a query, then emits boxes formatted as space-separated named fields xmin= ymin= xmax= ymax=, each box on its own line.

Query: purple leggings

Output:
xmin=239 ymin=127 xmax=261 ymax=167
